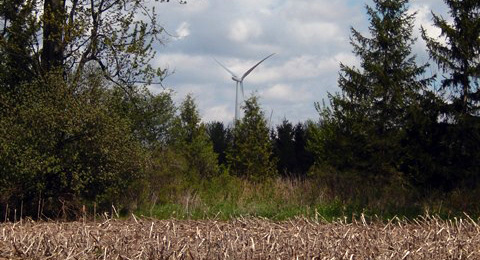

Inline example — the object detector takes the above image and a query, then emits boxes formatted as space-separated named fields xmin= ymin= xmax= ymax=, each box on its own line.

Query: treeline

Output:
xmin=0 ymin=0 xmax=479 ymax=220
xmin=310 ymin=0 xmax=480 ymax=212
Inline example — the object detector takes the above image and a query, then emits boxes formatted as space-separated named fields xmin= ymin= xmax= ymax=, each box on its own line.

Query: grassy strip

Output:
xmin=137 ymin=201 xmax=428 ymax=222
xmin=135 ymin=174 xmax=469 ymax=221
xmin=135 ymin=174 xmax=480 ymax=221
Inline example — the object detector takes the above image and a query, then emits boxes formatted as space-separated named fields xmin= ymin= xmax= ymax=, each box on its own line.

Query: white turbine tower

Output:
xmin=214 ymin=53 xmax=275 ymax=123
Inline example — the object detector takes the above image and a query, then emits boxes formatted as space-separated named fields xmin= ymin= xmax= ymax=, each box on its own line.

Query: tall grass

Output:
xmin=134 ymin=170 xmax=480 ymax=221
xmin=135 ymin=172 xmax=424 ymax=221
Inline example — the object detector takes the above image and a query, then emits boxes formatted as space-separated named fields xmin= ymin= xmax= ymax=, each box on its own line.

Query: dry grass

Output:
xmin=1 ymin=215 xmax=479 ymax=259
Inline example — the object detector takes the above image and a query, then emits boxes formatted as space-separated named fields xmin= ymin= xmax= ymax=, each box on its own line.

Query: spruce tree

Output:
xmin=422 ymin=0 xmax=480 ymax=118
xmin=318 ymin=0 xmax=430 ymax=176
xmin=422 ymin=0 xmax=480 ymax=189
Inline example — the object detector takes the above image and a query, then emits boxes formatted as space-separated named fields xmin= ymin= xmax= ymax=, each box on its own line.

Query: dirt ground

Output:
xmin=1 ymin=215 xmax=479 ymax=259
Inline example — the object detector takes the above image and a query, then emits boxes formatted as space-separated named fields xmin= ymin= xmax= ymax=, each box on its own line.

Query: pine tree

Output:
xmin=227 ymin=96 xmax=276 ymax=182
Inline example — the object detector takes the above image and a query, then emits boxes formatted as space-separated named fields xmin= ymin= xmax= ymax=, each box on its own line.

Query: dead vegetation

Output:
xmin=1 ymin=215 xmax=479 ymax=259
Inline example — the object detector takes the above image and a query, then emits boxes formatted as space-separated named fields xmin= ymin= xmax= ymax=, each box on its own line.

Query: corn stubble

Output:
xmin=1 ymin=215 xmax=479 ymax=259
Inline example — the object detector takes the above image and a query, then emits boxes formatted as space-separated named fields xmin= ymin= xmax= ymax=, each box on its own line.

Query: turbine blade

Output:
xmin=213 ymin=57 xmax=238 ymax=78
xmin=241 ymin=53 xmax=275 ymax=80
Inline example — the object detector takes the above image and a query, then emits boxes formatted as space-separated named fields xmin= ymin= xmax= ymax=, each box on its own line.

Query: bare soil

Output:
xmin=1 ymin=215 xmax=479 ymax=259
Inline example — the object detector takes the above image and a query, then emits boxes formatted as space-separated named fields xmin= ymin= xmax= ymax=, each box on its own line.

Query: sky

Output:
xmin=150 ymin=0 xmax=449 ymax=125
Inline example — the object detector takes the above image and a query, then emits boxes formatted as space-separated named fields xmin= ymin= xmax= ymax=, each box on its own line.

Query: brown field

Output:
xmin=1 ymin=215 xmax=479 ymax=259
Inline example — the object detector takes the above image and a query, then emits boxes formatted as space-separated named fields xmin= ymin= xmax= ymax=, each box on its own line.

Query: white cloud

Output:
xmin=203 ymin=105 xmax=234 ymax=123
xmin=411 ymin=4 xmax=447 ymax=44
xmin=334 ymin=52 xmax=359 ymax=68
xmin=279 ymin=0 xmax=357 ymax=22
xmin=175 ymin=22 xmax=191 ymax=39
xmin=290 ymin=21 xmax=343 ymax=45
xmin=262 ymin=84 xmax=309 ymax=103
xmin=228 ymin=19 xmax=263 ymax=43
xmin=265 ymin=54 xmax=355 ymax=82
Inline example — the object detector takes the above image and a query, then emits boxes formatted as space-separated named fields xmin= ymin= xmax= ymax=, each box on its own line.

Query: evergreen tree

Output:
xmin=177 ymin=94 xmax=219 ymax=180
xmin=422 ymin=0 xmax=480 ymax=118
xmin=227 ymin=96 xmax=276 ymax=181
xmin=206 ymin=121 xmax=232 ymax=166
xmin=0 ymin=0 xmax=39 ymax=93
xmin=421 ymin=0 xmax=480 ymax=189
xmin=273 ymin=120 xmax=297 ymax=177
xmin=293 ymin=123 xmax=314 ymax=178
xmin=316 ymin=0 xmax=430 ymax=176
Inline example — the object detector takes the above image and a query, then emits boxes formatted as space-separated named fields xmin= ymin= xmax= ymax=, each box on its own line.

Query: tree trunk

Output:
xmin=42 ymin=0 xmax=65 ymax=72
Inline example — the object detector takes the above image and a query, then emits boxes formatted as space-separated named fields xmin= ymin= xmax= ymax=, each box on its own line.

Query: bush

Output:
xmin=0 ymin=72 xmax=146 ymax=219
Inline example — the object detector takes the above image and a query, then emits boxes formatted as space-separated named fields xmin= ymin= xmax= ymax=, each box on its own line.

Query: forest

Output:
xmin=0 ymin=0 xmax=479 ymax=221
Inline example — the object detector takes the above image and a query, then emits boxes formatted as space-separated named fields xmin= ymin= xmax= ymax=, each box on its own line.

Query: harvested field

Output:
xmin=1 ymin=215 xmax=479 ymax=259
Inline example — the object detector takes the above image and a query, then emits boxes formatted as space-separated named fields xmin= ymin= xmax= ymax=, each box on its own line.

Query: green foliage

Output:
xmin=422 ymin=0 xmax=480 ymax=117
xmin=143 ymin=147 xmax=188 ymax=207
xmin=206 ymin=121 xmax=232 ymax=166
xmin=418 ymin=0 xmax=480 ymax=191
xmin=0 ymin=0 xmax=178 ymax=87
xmin=292 ymin=123 xmax=314 ymax=177
xmin=138 ymin=175 xmax=425 ymax=221
xmin=176 ymin=94 xmax=219 ymax=180
xmin=227 ymin=96 xmax=277 ymax=182
xmin=110 ymin=87 xmax=177 ymax=149
xmin=313 ymin=0 xmax=430 ymax=177
xmin=137 ymin=94 xmax=220 ymax=213
xmin=0 ymin=72 xmax=145 ymax=218
xmin=273 ymin=120 xmax=296 ymax=176
xmin=308 ymin=0 xmax=480 ymax=208
xmin=0 ymin=0 xmax=39 ymax=92
xmin=0 ymin=0 xmax=186 ymax=219
xmin=272 ymin=120 xmax=313 ymax=177
xmin=139 ymin=175 xmax=326 ymax=221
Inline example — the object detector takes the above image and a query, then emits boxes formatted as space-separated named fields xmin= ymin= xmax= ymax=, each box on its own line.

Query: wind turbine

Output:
xmin=214 ymin=53 xmax=275 ymax=123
